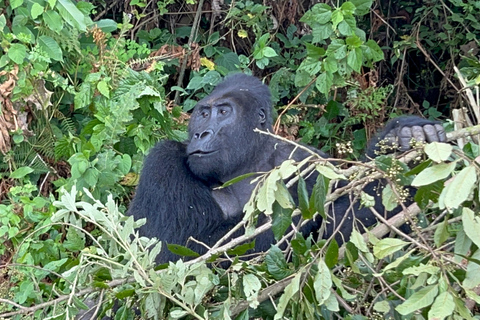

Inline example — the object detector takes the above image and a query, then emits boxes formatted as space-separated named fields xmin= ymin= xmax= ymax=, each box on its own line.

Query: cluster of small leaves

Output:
xmin=295 ymin=0 xmax=384 ymax=96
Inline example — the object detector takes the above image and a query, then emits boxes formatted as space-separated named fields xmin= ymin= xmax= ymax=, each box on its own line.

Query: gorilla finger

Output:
xmin=434 ymin=124 xmax=447 ymax=142
xmin=411 ymin=125 xmax=427 ymax=142
xmin=384 ymin=131 xmax=397 ymax=146
xmin=422 ymin=124 xmax=439 ymax=142
xmin=398 ymin=127 xmax=413 ymax=151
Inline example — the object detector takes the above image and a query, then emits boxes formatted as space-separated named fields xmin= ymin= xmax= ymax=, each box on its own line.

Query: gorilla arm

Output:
xmin=127 ymin=140 xmax=232 ymax=263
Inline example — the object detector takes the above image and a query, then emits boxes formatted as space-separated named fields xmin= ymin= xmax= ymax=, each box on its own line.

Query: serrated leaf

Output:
xmin=316 ymin=71 xmax=333 ymax=95
xmin=10 ymin=166 xmax=34 ymax=179
xmin=424 ymin=142 xmax=453 ymax=162
xmin=411 ymin=161 xmax=456 ymax=186
xmin=266 ymin=246 xmax=291 ymax=280
xmin=373 ymin=238 xmax=408 ymax=259
xmin=395 ymin=285 xmax=438 ymax=315
xmin=331 ymin=8 xmax=344 ymax=30
xmin=38 ymin=35 xmax=63 ymax=61
xmin=347 ymin=47 xmax=363 ymax=72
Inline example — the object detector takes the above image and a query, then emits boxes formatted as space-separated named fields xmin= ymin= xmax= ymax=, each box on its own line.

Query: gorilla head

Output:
xmin=187 ymin=74 xmax=272 ymax=183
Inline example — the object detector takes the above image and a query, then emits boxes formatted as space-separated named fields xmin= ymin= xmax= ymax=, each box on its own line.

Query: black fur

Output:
xmin=128 ymin=73 xmax=445 ymax=263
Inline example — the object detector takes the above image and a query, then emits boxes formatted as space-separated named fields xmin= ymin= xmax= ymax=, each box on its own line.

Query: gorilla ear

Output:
xmin=259 ymin=109 xmax=266 ymax=124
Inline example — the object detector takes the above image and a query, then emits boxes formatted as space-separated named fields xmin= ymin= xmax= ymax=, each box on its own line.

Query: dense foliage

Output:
xmin=1 ymin=0 xmax=480 ymax=319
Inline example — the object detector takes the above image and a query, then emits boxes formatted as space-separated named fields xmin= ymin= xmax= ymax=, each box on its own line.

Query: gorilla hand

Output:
xmin=367 ymin=116 xmax=446 ymax=157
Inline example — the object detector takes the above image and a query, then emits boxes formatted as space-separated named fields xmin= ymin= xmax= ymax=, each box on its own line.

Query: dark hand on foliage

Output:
xmin=367 ymin=116 xmax=446 ymax=158
xmin=128 ymin=73 xmax=448 ymax=264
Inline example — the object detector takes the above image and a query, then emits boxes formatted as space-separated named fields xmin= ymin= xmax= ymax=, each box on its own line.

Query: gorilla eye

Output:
xmin=201 ymin=111 xmax=209 ymax=118
xmin=220 ymin=109 xmax=227 ymax=115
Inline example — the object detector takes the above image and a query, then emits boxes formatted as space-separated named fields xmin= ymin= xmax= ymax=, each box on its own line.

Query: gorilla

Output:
xmin=128 ymin=73 xmax=446 ymax=263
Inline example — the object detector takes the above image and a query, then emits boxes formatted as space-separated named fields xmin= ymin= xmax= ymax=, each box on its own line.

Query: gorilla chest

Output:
xmin=211 ymin=179 xmax=255 ymax=220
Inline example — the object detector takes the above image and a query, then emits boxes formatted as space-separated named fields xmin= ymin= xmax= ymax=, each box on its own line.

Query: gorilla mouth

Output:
xmin=189 ymin=150 xmax=218 ymax=157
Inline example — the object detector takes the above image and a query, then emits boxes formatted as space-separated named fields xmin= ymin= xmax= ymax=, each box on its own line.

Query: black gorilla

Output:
xmin=128 ymin=74 xmax=446 ymax=263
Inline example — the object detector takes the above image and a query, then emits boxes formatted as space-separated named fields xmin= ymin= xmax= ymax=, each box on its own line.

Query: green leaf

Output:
xmin=38 ymin=35 xmax=63 ymax=61
xmin=56 ymin=0 xmax=87 ymax=31
xmin=373 ymin=238 xmax=408 ymax=259
xmin=396 ymin=285 xmax=438 ymax=315
xmin=316 ymin=164 xmax=345 ymax=180
xmin=95 ymin=19 xmax=117 ymax=32
xmin=331 ymin=8 xmax=344 ymax=30
xmin=346 ymin=35 xmax=363 ymax=48
xmin=347 ymin=47 xmax=363 ymax=72
xmin=350 ymin=229 xmax=368 ymax=252
xmin=314 ymin=260 xmax=332 ymax=305
xmin=256 ymin=171 xmax=280 ymax=215
xmin=300 ymin=3 xmax=332 ymax=25
xmin=312 ymin=24 xmax=333 ymax=43
xmin=411 ymin=161 xmax=455 ymax=186
xmin=341 ymin=1 xmax=356 ymax=14
xmin=43 ymin=10 xmax=63 ymax=32
xmin=221 ymin=172 xmax=257 ymax=188
xmin=403 ymin=263 xmax=440 ymax=276
xmin=316 ymin=71 xmax=333 ymax=95
xmin=97 ymin=80 xmax=110 ymax=97
xmin=428 ymin=291 xmax=455 ymax=320
xmin=10 ymin=166 xmax=34 ymax=179
xmin=262 ymin=47 xmax=277 ymax=58
xmin=298 ymin=177 xmax=312 ymax=218
xmin=31 ymin=3 xmax=44 ymax=19
xmin=463 ymin=249 xmax=480 ymax=289
xmin=363 ymin=39 xmax=384 ymax=62
xmin=243 ymin=274 xmax=261 ymax=309
xmin=433 ymin=217 xmax=449 ymax=247
xmin=274 ymin=273 xmax=301 ymax=320
xmin=11 ymin=0 xmax=24 ymax=10
xmin=381 ymin=184 xmax=398 ymax=211
xmin=266 ymin=246 xmax=291 ymax=280
xmin=462 ymin=207 xmax=480 ymax=249
xmin=325 ymin=240 xmax=339 ymax=269
xmin=350 ymin=0 xmax=373 ymax=15
xmin=166 ymin=244 xmax=200 ymax=257
xmin=440 ymin=165 xmax=477 ymax=210
xmin=8 ymin=43 xmax=27 ymax=64
xmin=272 ymin=202 xmax=293 ymax=240
xmin=424 ymin=142 xmax=452 ymax=162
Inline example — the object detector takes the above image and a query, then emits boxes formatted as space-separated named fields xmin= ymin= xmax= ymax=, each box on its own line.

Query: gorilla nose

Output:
xmin=194 ymin=130 xmax=213 ymax=140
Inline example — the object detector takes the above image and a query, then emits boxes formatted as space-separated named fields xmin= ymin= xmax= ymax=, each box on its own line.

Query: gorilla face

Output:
xmin=186 ymin=75 xmax=272 ymax=183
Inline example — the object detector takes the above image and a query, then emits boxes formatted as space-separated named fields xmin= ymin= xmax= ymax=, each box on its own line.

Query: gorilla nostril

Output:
xmin=194 ymin=130 xmax=212 ymax=139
